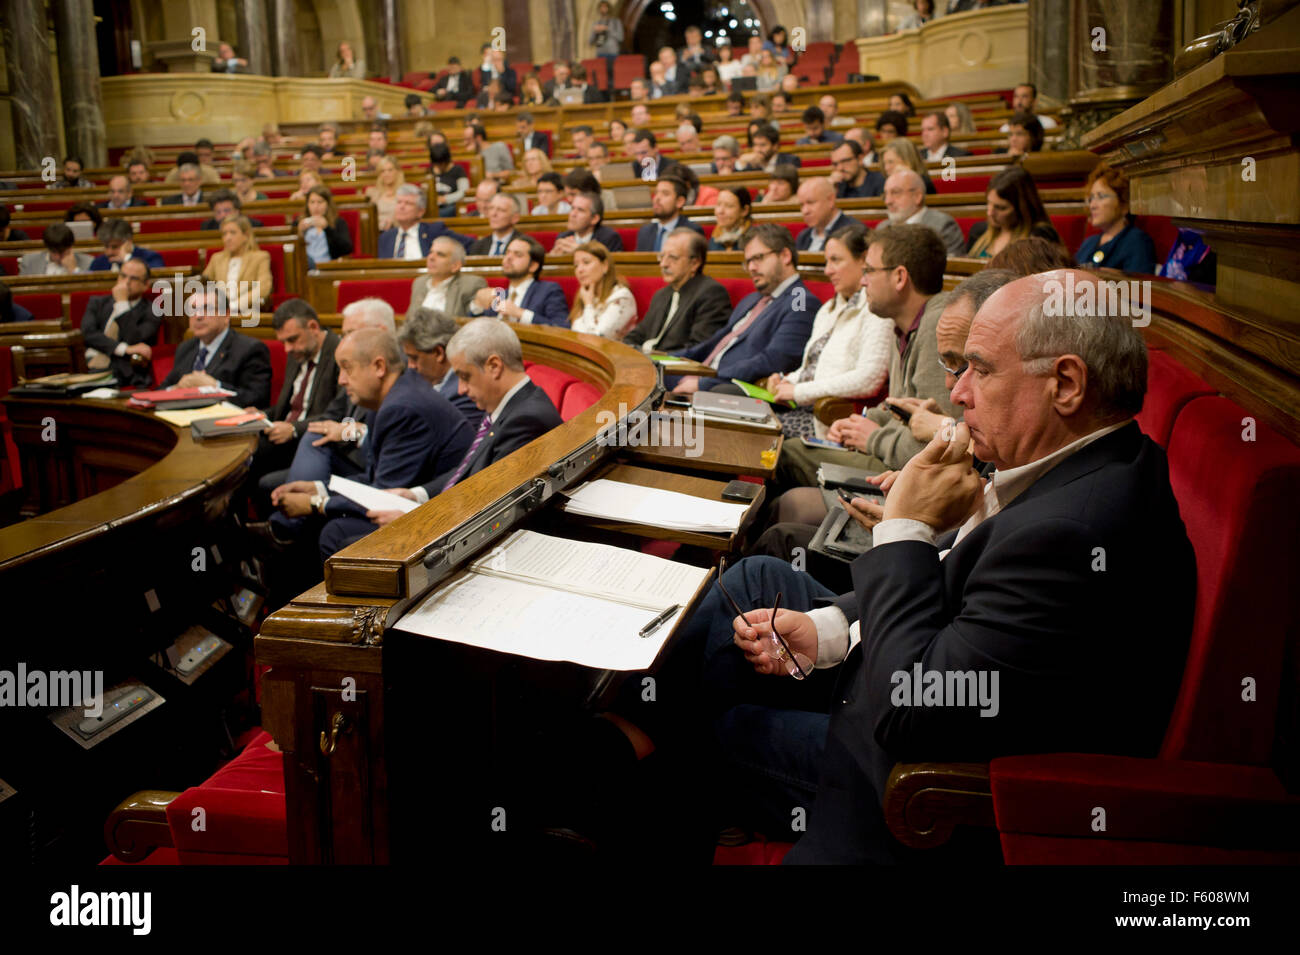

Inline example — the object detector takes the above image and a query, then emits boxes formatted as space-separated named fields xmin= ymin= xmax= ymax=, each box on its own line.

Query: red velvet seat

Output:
xmin=0 ymin=257 xmax=18 ymax=276
xmin=525 ymin=363 xmax=575 ymax=410
xmin=529 ymin=231 xmax=558 ymax=251
xmin=265 ymin=338 xmax=287 ymax=401
xmin=13 ymin=293 xmax=62 ymax=320
xmin=138 ymin=217 xmax=205 ymax=234
xmin=1135 ymin=349 xmax=1215 ymax=447
xmin=615 ymin=227 xmax=639 ymax=252
xmin=335 ymin=207 xmax=362 ymax=255
xmin=336 ymin=278 xmax=412 ymax=315
xmin=625 ymin=275 xmax=663 ymax=321
xmin=715 ymin=277 xmax=754 ymax=310
xmin=158 ymin=248 xmax=202 ymax=270
xmin=989 ymin=394 xmax=1300 ymax=863
xmin=0 ymin=344 xmax=20 ymax=496
xmin=559 ymin=380 xmax=601 ymax=420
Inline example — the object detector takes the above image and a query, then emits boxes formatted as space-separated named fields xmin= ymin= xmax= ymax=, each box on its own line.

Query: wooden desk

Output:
xmin=628 ymin=415 xmax=782 ymax=479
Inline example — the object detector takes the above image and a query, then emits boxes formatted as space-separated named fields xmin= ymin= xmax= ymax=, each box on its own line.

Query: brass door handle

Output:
xmin=319 ymin=711 xmax=350 ymax=756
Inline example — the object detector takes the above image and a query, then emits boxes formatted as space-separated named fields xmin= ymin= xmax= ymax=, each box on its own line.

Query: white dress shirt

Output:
xmin=421 ymin=275 xmax=454 ymax=312
xmin=394 ymin=225 xmax=424 ymax=260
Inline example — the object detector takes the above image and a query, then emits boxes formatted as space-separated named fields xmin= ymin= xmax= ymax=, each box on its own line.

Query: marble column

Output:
xmin=271 ymin=0 xmax=299 ymax=76
xmin=381 ymin=0 xmax=402 ymax=82
xmin=1028 ymin=0 xmax=1070 ymax=109
xmin=2 ymin=0 xmax=61 ymax=171
xmin=1059 ymin=0 xmax=1175 ymax=148
xmin=548 ymin=0 xmax=575 ymax=63
xmin=51 ymin=0 xmax=107 ymax=169
xmin=238 ymin=0 xmax=272 ymax=76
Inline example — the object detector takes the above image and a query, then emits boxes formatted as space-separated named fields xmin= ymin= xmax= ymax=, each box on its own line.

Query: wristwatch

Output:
xmin=309 ymin=493 xmax=325 ymax=515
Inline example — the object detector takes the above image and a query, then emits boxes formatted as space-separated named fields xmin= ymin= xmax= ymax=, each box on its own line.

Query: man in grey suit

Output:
xmin=408 ymin=236 xmax=487 ymax=317
xmin=875 ymin=169 xmax=966 ymax=256
xmin=622 ymin=229 xmax=732 ymax=354
xmin=464 ymin=123 xmax=514 ymax=185
xmin=18 ymin=224 xmax=93 ymax=275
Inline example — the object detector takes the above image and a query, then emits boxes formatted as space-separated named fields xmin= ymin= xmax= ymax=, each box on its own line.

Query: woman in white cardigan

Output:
xmin=569 ymin=242 xmax=638 ymax=338
xmin=763 ymin=226 xmax=893 ymax=439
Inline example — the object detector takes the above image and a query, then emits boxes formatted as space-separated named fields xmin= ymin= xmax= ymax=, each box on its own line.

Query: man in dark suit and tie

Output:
xmin=378 ymin=185 xmax=473 ymax=259
xmin=433 ymin=57 xmax=475 ymax=107
xmin=651 ymin=269 xmax=1196 ymax=864
xmin=623 ymin=229 xmax=731 ymax=354
xmin=552 ymin=192 xmax=624 ymax=255
xmin=89 ymin=219 xmax=166 ymax=272
xmin=262 ymin=326 xmax=474 ymax=557
xmin=159 ymin=164 xmax=208 ymax=206
xmin=80 ymin=258 xmax=161 ymax=387
xmin=515 ymin=112 xmax=552 ymax=158
xmin=466 ymin=193 xmax=523 ymax=256
xmin=626 ymin=129 xmax=681 ymax=183
xmin=398 ymin=306 xmax=484 ymax=429
xmin=160 ymin=286 xmax=271 ymax=408
xmin=97 ymin=175 xmax=149 ymax=210
xmin=467 ymin=236 xmax=570 ymax=328
xmin=794 ymin=178 xmax=863 ymax=253
xmin=669 ymin=223 xmax=820 ymax=393
xmin=635 ymin=176 xmax=705 ymax=253
xmin=246 ymin=298 xmax=343 ymax=481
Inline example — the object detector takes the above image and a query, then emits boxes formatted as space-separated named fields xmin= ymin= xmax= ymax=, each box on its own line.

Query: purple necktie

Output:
xmin=442 ymin=415 xmax=492 ymax=491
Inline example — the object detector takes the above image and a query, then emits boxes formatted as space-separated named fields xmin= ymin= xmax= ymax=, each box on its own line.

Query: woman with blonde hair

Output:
xmin=202 ymin=216 xmax=272 ymax=316
xmin=569 ymin=242 xmax=637 ymax=338
xmin=365 ymin=156 xmax=406 ymax=231
xmin=881 ymin=138 xmax=937 ymax=194
xmin=755 ymin=48 xmax=787 ymax=92
xmin=329 ymin=41 xmax=365 ymax=78
xmin=296 ymin=185 xmax=354 ymax=267
xmin=944 ymin=101 xmax=976 ymax=135
xmin=510 ymin=148 xmax=552 ymax=190
xmin=290 ymin=169 xmax=323 ymax=202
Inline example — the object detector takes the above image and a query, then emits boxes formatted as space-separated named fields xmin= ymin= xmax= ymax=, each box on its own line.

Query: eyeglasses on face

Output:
xmin=743 ymin=249 xmax=777 ymax=268
xmin=938 ymin=356 xmax=968 ymax=378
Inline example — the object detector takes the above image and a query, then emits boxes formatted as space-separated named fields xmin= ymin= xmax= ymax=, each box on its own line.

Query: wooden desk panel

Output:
xmin=628 ymin=416 xmax=782 ymax=479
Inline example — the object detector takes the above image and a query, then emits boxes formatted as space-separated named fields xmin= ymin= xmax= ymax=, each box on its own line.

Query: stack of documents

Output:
xmin=561 ymin=479 xmax=749 ymax=534
xmin=395 ymin=530 xmax=710 ymax=669
xmin=154 ymin=402 xmax=245 ymax=427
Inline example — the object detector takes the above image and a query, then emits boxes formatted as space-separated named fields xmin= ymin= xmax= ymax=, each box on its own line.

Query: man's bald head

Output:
xmin=343 ymin=326 xmax=404 ymax=369
xmin=952 ymin=269 xmax=1147 ymax=469
xmin=797 ymin=177 xmax=838 ymax=231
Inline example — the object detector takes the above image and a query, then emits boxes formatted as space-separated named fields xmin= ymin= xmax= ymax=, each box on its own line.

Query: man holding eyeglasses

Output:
xmin=79 ymin=257 xmax=161 ymax=387
xmin=667 ymin=223 xmax=821 ymax=394
xmin=622 ymin=229 xmax=732 ymax=354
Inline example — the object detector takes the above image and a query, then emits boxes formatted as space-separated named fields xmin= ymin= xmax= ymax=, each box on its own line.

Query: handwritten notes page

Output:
xmin=394 ymin=530 xmax=709 ymax=670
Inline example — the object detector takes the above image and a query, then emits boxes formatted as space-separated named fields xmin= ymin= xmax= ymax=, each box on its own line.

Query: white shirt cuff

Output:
xmin=411 ymin=485 xmax=430 ymax=504
xmin=519 ymin=308 xmax=535 ymax=325
xmin=313 ymin=481 xmax=327 ymax=499
xmin=871 ymin=518 xmax=939 ymax=548
xmin=807 ymin=605 xmax=851 ymax=669
xmin=113 ymin=342 xmax=128 ymax=356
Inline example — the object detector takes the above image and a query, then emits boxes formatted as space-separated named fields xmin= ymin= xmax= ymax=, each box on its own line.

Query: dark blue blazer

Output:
xmin=326 ymin=368 xmax=473 ymax=517
xmin=483 ymin=279 xmax=570 ymax=327
xmin=437 ymin=369 xmax=484 ymax=431
xmin=556 ymin=224 xmax=624 ymax=251
xmin=161 ymin=328 xmax=272 ymax=408
xmin=378 ymin=221 xmax=473 ymax=259
xmin=836 ymin=171 xmax=885 ymax=200
xmin=520 ymin=130 xmax=552 ymax=157
xmin=795 ymin=211 xmax=864 ymax=252
xmin=418 ymin=379 xmax=561 ymax=497
xmin=89 ymin=247 xmax=166 ymax=272
xmin=672 ymin=277 xmax=820 ymax=390
xmin=635 ymin=216 xmax=706 ymax=252
xmin=1075 ymin=220 xmax=1157 ymax=275
xmin=786 ymin=423 xmax=1196 ymax=863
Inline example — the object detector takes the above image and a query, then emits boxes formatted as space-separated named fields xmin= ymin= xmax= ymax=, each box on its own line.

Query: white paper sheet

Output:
xmin=561 ymin=479 xmax=749 ymax=533
xmin=328 ymin=475 xmax=420 ymax=514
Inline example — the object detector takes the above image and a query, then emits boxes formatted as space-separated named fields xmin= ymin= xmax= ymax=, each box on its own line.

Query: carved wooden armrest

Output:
xmin=814 ymin=396 xmax=858 ymax=427
xmin=103 ymin=789 xmax=179 ymax=862
xmin=882 ymin=762 xmax=994 ymax=849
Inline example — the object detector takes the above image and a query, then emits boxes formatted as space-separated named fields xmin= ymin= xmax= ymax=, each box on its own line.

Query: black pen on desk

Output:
xmin=639 ymin=603 xmax=681 ymax=638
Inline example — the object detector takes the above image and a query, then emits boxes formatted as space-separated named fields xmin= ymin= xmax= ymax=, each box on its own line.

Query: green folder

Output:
xmin=731 ymin=378 xmax=797 ymax=408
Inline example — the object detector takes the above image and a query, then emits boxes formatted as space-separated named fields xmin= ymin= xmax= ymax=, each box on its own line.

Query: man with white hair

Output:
xmin=378 ymin=184 xmax=472 ymax=259
xmin=259 ymin=324 xmax=474 ymax=556
xmin=675 ymin=122 xmax=702 ymax=153
xmin=159 ymin=285 xmax=270 ymax=407
xmin=794 ymin=177 xmax=862 ymax=252
xmin=876 ymin=168 xmax=965 ymax=255
xmin=408 ymin=235 xmax=487 ymax=316
xmin=712 ymin=136 xmax=740 ymax=175
xmin=467 ymin=193 xmax=523 ymax=256
xmin=653 ymin=268 xmax=1196 ymax=864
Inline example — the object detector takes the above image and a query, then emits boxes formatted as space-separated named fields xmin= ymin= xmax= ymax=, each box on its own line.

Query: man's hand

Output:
xmin=772 ymin=378 xmax=796 ymax=403
xmin=110 ymin=275 xmax=131 ymax=302
xmin=836 ymin=413 xmax=879 ymax=451
xmin=366 ymin=509 xmax=404 ymax=526
xmin=271 ymin=480 xmax=316 ymax=507
xmin=675 ymin=376 xmax=700 ymax=395
xmin=886 ymin=396 xmax=949 ymax=443
xmin=882 ymin=421 xmax=982 ymax=531
xmin=842 ymin=495 xmax=884 ymax=532
xmin=496 ymin=297 xmax=524 ymax=320
xmin=472 ymin=286 xmax=497 ymax=310
xmin=731 ymin=607 xmax=818 ymax=677
xmin=279 ymin=492 xmax=313 ymax=518
xmin=552 ymin=235 xmax=578 ymax=256
xmin=308 ymin=420 xmax=344 ymax=445
xmin=265 ymin=420 xmax=296 ymax=444
xmin=124 ymin=342 xmax=152 ymax=359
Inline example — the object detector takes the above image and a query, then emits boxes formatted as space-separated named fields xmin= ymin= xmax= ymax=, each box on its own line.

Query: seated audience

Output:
xmin=365 ymin=155 xmax=406 ymax=232
xmin=19 ymin=224 xmax=92 ymax=275
xmin=1075 ymin=165 xmax=1157 ymax=274
xmin=476 ymin=76 xmax=513 ymax=110
xmin=98 ymin=174 xmax=147 ymax=210
xmin=882 ymin=138 xmax=937 ymax=194
xmin=160 ymin=286 xmax=271 ymax=408
xmin=755 ymin=49 xmax=787 ymax=92
xmin=765 ymin=226 xmax=893 ymax=440
xmin=201 ymin=189 xmax=263 ymax=230
xmin=468 ymin=236 xmax=569 ymax=327
xmin=160 ymin=163 xmax=208 ymax=205
xmin=403 ymin=93 xmax=427 ymax=118
xmin=1003 ymin=111 xmax=1045 ymax=157
xmin=669 ymin=223 xmax=822 ymax=393
xmin=709 ymin=186 xmax=755 ymax=251
xmin=202 ymin=215 xmax=273 ymax=316
xmin=711 ymin=135 xmax=740 ymax=175
xmin=125 ymin=158 xmax=152 ymax=184
xmin=674 ymin=122 xmax=703 ymax=154
xmin=877 ymin=169 xmax=966 ymax=255
xmin=50 ymin=155 xmax=92 ymax=190
xmin=289 ymin=168 xmax=323 ymax=202
xmin=433 ymin=57 xmax=475 ymax=106
xmin=398 ymin=307 xmax=484 ymax=429
xmin=472 ymin=178 xmax=500 ymax=214
xmin=80 ymin=257 xmax=160 ymax=386
xmin=765 ymin=25 xmax=796 ymax=64
xmin=378 ymin=184 xmax=469 ymax=259
xmin=64 ymin=202 xmax=102 ymax=231
xmin=760 ymin=165 xmax=800 ymax=205
xmin=297 ymin=145 xmax=325 ymax=176
xmin=716 ymin=42 xmax=744 ymax=87
xmin=516 ymin=111 xmax=553 ymax=156
xmin=636 ymin=176 xmax=706 ymax=251
xmin=624 ymin=229 xmax=732 ymax=354
xmin=89 ymin=218 xmax=165 ymax=271
xmin=966 ymin=166 xmax=1061 ymax=257
xmin=920 ymin=111 xmax=969 ymax=161
xmin=945 ymin=100 xmax=977 ymax=135
xmin=797 ymin=106 xmax=845 ymax=145
xmin=889 ymin=92 xmax=917 ymax=117
xmin=533 ymin=173 xmax=571 ymax=216
xmin=875 ymin=109 xmax=908 ymax=141
xmin=464 ymin=123 xmax=515 ymax=183
xmin=329 ymin=41 xmax=365 ymax=78
xmin=999 ymin=82 xmax=1059 ymax=131
xmin=231 ymin=162 xmax=269 ymax=204
xmin=0 ymin=205 xmax=27 ymax=242
xmin=739 ymin=122 xmax=801 ymax=173
xmin=570 ymin=242 xmax=637 ymax=339
xmin=795 ymin=177 xmax=863 ymax=252
xmin=844 ymin=126 xmax=880 ymax=165
xmin=429 ymin=144 xmax=469 ymax=218
xmin=554 ymin=191 xmax=624 ymax=254
xmin=829 ymin=139 xmax=884 ymax=199
xmin=899 ymin=0 xmax=936 ymax=29
xmin=511 ymin=148 xmax=552 ymax=191
xmin=990 ymin=235 xmax=1076 ymax=274
xmin=467 ymin=193 xmax=523 ymax=256
xmin=163 ymin=147 xmax=220 ymax=184
xmin=627 ymin=129 xmax=679 ymax=182
xmin=297 ymin=186 xmax=354 ymax=267
xmin=315 ymin=123 xmax=342 ymax=159
xmin=408 ymin=236 xmax=487 ymax=317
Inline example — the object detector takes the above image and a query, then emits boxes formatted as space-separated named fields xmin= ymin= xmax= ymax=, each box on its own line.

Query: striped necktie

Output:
xmin=442 ymin=415 xmax=493 ymax=491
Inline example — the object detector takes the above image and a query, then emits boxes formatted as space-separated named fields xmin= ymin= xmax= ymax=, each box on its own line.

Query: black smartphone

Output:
xmin=721 ymin=479 xmax=761 ymax=502
xmin=884 ymin=400 xmax=912 ymax=424
xmin=837 ymin=485 xmax=884 ymax=506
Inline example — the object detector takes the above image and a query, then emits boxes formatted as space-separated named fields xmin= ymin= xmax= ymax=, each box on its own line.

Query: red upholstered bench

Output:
xmin=265 ymin=338 xmax=286 ymax=400
xmin=138 ymin=217 xmax=205 ymax=233
xmin=616 ymin=227 xmax=639 ymax=252
xmin=336 ymin=278 xmax=412 ymax=315
xmin=13 ymin=293 xmax=62 ymax=320
xmin=625 ymin=275 xmax=663 ymax=321
xmin=1135 ymin=348 xmax=1215 ymax=447
xmin=529 ymin=231 xmax=558 ymax=251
